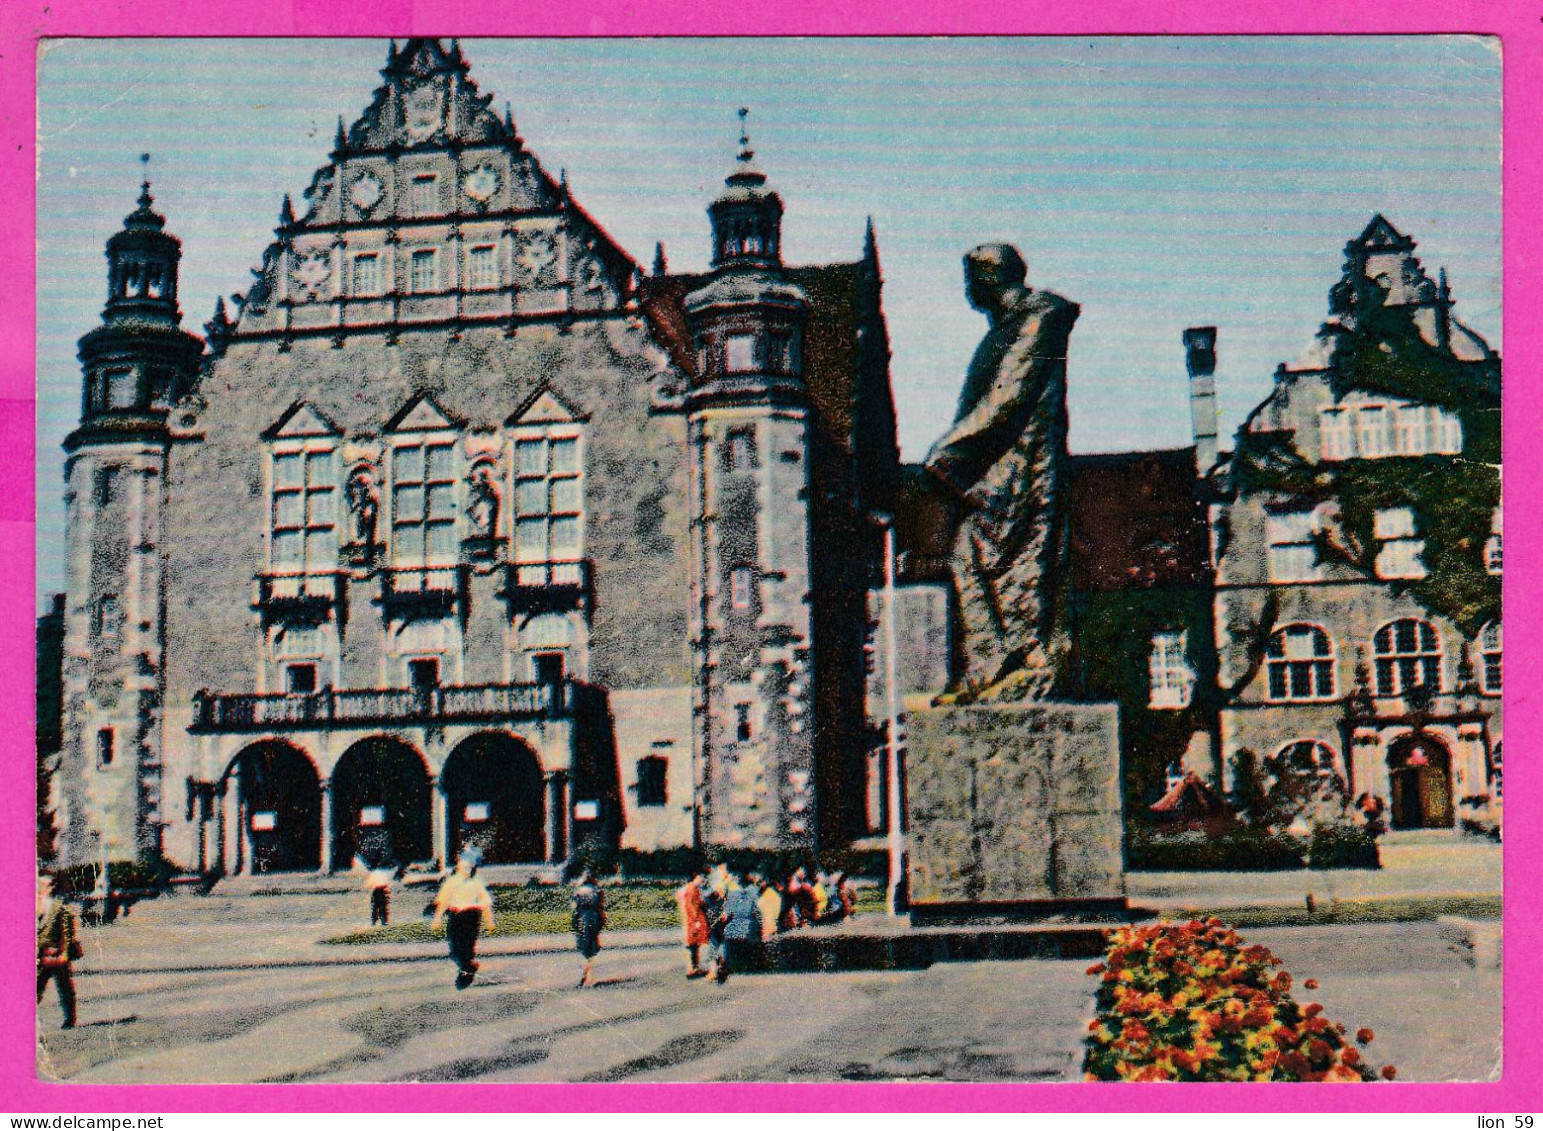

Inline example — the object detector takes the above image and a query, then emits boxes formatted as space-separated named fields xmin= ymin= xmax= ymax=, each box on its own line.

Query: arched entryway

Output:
xmin=225 ymin=741 xmax=322 ymax=873
xmin=331 ymin=737 xmax=433 ymax=869
xmin=1389 ymin=734 xmax=1454 ymax=829
xmin=441 ymin=732 xmax=546 ymax=864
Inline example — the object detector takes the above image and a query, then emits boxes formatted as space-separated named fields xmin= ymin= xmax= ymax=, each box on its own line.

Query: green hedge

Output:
xmin=1127 ymin=827 xmax=1306 ymax=872
xmin=48 ymin=855 xmax=176 ymax=896
xmin=1307 ymin=825 xmax=1381 ymax=870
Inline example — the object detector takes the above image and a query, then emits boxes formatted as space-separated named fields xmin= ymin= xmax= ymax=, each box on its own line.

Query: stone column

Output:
xmin=319 ymin=781 xmax=333 ymax=874
xmin=544 ymin=772 xmax=566 ymax=863
xmin=217 ymin=781 xmax=231 ymax=875
xmin=431 ymin=779 xmax=448 ymax=868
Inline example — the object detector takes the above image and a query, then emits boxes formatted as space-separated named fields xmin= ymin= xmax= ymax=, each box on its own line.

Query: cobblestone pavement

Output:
xmin=35 ymin=868 xmax=1501 ymax=1084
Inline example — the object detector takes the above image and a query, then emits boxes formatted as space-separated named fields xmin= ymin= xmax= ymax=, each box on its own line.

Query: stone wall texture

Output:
xmin=905 ymin=702 xmax=1124 ymax=906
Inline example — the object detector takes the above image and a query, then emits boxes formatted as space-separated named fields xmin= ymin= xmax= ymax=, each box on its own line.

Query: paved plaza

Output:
xmin=37 ymin=838 xmax=1502 ymax=1085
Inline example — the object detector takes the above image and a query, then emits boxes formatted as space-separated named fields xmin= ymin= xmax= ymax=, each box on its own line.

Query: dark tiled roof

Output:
xmin=1068 ymin=447 xmax=1211 ymax=593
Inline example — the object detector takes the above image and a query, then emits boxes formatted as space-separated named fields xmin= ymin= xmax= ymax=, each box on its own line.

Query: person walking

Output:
xmin=571 ymin=871 xmax=606 ymax=988
xmin=717 ymin=871 xmax=761 ymax=982
xmin=431 ymin=857 xmax=494 ymax=989
xmin=701 ymin=873 xmax=727 ymax=980
xmin=36 ymin=874 xmax=80 ymax=1029
xmin=676 ymin=868 xmax=710 ymax=978
xmin=363 ymin=858 xmax=393 ymax=926
xmin=756 ymin=876 xmax=783 ymax=943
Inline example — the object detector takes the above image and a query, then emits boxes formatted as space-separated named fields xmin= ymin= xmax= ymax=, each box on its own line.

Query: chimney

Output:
xmin=1184 ymin=327 xmax=1219 ymax=475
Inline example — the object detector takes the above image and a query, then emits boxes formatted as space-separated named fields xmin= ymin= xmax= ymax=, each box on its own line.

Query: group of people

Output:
xmin=676 ymin=865 xmax=858 ymax=982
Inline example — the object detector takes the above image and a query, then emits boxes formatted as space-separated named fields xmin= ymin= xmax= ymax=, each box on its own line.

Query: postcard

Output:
xmin=27 ymin=30 xmax=1511 ymax=1098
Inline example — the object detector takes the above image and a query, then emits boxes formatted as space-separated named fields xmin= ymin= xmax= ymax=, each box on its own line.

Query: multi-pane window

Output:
xmin=1265 ymin=625 xmax=1335 ymax=702
xmin=1485 ymin=507 xmax=1503 ymax=575
xmin=1319 ymin=407 xmax=1353 ymax=460
xmin=1148 ymin=631 xmax=1195 ymax=709
xmin=1318 ymin=400 xmax=1462 ymax=461
xmin=409 ymin=248 xmax=439 ymax=294
xmin=410 ymin=173 xmax=438 ymax=216
xmin=1277 ymin=739 xmax=1345 ymax=788
xmin=106 ymin=367 xmax=137 ymax=410
xmin=1479 ymin=622 xmax=1502 ymax=696
xmin=94 ymin=466 xmax=119 ymax=507
xmin=352 ymin=253 xmax=381 ymax=296
xmin=725 ymin=334 xmax=756 ymax=373
xmin=468 ymin=245 xmax=498 ymax=290
xmin=514 ymin=431 xmax=584 ymax=565
xmin=767 ymin=332 xmax=795 ymax=374
xmin=271 ymin=447 xmax=337 ymax=574
xmin=96 ymin=728 xmax=114 ymax=769
xmin=1266 ymin=510 xmax=1322 ymax=582
xmin=730 ymin=566 xmax=754 ymax=610
xmin=1373 ymin=618 xmax=1442 ymax=697
xmin=728 ymin=430 xmax=755 ymax=472
xmin=391 ymin=440 xmax=457 ymax=567
xmin=95 ymin=594 xmax=119 ymax=639
xmin=1374 ymin=506 xmax=1426 ymax=580
xmin=1492 ymin=740 xmax=1503 ymax=800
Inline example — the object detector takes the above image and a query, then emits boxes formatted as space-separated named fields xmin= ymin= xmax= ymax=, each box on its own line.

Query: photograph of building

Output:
xmin=32 ymin=35 xmax=1502 ymax=1086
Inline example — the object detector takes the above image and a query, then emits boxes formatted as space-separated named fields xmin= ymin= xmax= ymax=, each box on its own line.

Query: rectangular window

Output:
xmin=1148 ymin=631 xmax=1195 ymax=709
xmin=96 ymin=728 xmax=114 ymax=769
xmin=409 ymin=657 xmax=440 ymax=691
xmin=1393 ymin=404 xmax=1428 ymax=455
xmin=468 ymin=245 xmax=498 ymax=290
xmin=1374 ymin=507 xmax=1426 ymax=580
xmin=95 ymin=593 xmax=119 ymax=639
xmin=767 ymin=332 xmax=793 ymax=374
xmin=391 ymin=439 xmax=457 ymax=567
xmin=106 ymin=368 xmax=137 ymax=410
xmin=735 ymin=702 xmax=753 ymax=742
xmin=352 ymin=253 xmax=381 ymax=297
xmin=409 ymin=248 xmax=439 ymax=294
xmin=725 ymin=334 xmax=756 ymax=373
xmin=271 ymin=447 xmax=337 ymax=575
xmin=1485 ymin=533 xmax=1502 ymax=575
xmin=514 ymin=431 xmax=585 ymax=567
xmin=1319 ymin=408 xmax=1353 ymax=461
xmin=1355 ymin=404 xmax=1388 ymax=457
xmin=410 ymin=173 xmax=438 ymax=216
xmin=1266 ymin=510 xmax=1321 ymax=583
xmin=636 ymin=755 xmax=668 ymax=807
xmin=94 ymin=466 xmax=119 ymax=507
xmin=286 ymin=663 xmax=317 ymax=695
xmin=729 ymin=431 xmax=754 ymax=472
xmin=730 ymin=565 xmax=754 ymax=610
xmin=1434 ymin=409 xmax=1464 ymax=454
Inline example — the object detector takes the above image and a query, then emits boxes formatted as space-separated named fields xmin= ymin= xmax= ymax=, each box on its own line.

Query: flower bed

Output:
xmin=1084 ymin=919 xmax=1396 ymax=1082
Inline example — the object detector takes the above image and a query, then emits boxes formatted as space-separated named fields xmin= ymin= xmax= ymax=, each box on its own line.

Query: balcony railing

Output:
xmin=190 ymin=679 xmax=575 ymax=734
xmin=256 ymin=571 xmax=346 ymax=625
xmin=380 ymin=564 xmax=466 ymax=619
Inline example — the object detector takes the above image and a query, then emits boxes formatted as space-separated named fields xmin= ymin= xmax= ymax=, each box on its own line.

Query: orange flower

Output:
xmin=1342 ymin=1047 xmax=1361 ymax=1067
xmin=1086 ymin=963 xmax=1106 ymax=976
xmin=1381 ymin=1064 xmax=1398 ymax=1081
xmin=1304 ymin=978 xmax=1319 ymax=990
xmin=1304 ymin=1002 xmax=1324 ymax=1018
xmin=1323 ymin=1063 xmax=1364 ymax=1083
xmin=1357 ymin=1028 xmax=1375 ymax=1045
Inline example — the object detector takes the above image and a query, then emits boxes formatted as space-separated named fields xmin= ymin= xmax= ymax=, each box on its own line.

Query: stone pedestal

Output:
xmin=905 ymin=701 xmax=1124 ymax=916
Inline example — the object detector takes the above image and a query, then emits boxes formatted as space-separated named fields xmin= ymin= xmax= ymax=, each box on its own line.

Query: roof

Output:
xmin=1068 ymin=447 xmax=1211 ymax=593
xmin=1150 ymin=772 xmax=1229 ymax=817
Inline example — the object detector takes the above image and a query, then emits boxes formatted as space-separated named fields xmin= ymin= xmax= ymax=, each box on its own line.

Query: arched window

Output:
xmin=1373 ymin=618 xmax=1442 ymax=696
xmin=1265 ymin=624 xmax=1335 ymax=701
xmin=1491 ymin=740 xmax=1503 ymax=799
xmin=1479 ymin=622 xmax=1502 ymax=696
xmin=1276 ymin=739 xmax=1345 ymax=788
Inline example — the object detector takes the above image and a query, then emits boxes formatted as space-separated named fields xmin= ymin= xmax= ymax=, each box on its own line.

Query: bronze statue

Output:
xmin=926 ymin=243 xmax=1080 ymax=701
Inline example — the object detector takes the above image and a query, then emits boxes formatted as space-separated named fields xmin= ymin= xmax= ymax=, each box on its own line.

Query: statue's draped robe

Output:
xmin=925 ymin=287 xmax=1080 ymax=700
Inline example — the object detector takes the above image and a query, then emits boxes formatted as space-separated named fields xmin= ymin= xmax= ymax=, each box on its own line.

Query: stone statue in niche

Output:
xmin=466 ymin=463 xmax=501 ymax=541
xmin=925 ymin=243 xmax=1081 ymax=702
xmin=345 ymin=465 xmax=380 ymax=549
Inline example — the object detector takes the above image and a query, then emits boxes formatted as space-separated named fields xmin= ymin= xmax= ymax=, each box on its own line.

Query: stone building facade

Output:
xmin=1209 ymin=216 xmax=1502 ymax=830
xmin=51 ymin=38 xmax=899 ymax=873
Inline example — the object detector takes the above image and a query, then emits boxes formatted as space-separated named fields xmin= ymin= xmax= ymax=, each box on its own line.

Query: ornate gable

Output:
xmin=263 ymin=401 xmax=341 ymax=440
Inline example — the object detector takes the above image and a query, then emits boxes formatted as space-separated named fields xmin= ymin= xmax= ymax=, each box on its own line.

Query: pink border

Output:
xmin=4 ymin=0 xmax=1536 ymax=1112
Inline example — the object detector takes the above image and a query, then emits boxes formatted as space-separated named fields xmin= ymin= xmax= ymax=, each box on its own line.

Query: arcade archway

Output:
xmin=331 ymin=736 xmax=433 ymax=868
xmin=1388 ymin=734 xmax=1454 ymax=829
xmin=225 ymin=741 xmax=322 ymax=873
xmin=441 ymin=732 xmax=546 ymax=864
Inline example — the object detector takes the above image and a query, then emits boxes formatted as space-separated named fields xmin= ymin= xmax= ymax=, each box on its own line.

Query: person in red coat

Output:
xmin=675 ymin=869 xmax=710 ymax=978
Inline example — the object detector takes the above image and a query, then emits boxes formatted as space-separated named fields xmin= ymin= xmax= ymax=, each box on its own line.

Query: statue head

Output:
xmin=964 ymin=243 xmax=1028 ymax=314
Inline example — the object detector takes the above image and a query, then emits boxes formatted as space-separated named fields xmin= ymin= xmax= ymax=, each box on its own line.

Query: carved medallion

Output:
xmin=350 ymin=172 xmax=383 ymax=213
xmin=464 ymin=165 xmax=499 ymax=205
xmin=404 ymin=82 xmax=444 ymax=143
xmin=292 ymin=249 xmax=332 ymax=300
xmin=516 ymin=231 xmax=558 ymax=285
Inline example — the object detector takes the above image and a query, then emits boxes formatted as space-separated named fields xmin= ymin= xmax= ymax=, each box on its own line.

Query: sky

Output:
xmin=34 ymin=36 xmax=1502 ymax=607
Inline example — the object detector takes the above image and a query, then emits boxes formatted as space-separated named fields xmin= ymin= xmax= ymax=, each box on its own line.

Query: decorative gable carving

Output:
xmin=507 ymin=384 xmax=587 ymax=426
xmin=385 ymin=393 xmax=461 ymax=433
xmin=263 ymin=401 xmax=341 ymax=440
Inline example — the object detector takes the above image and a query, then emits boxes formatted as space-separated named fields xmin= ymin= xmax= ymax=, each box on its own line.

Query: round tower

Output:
xmin=684 ymin=114 xmax=817 ymax=850
xmin=59 ymin=163 xmax=203 ymax=867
